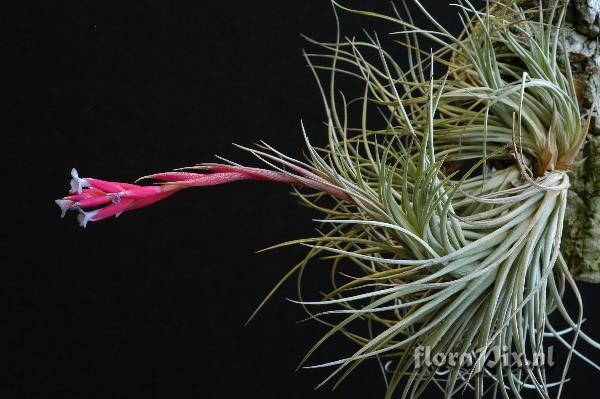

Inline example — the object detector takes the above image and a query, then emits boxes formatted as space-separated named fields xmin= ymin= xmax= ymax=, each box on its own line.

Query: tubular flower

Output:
xmin=55 ymin=168 xmax=182 ymax=228
xmin=55 ymin=165 xmax=348 ymax=227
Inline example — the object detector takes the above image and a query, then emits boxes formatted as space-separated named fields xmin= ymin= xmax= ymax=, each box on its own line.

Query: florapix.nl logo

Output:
xmin=413 ymin=345 xmax=555 ymax=372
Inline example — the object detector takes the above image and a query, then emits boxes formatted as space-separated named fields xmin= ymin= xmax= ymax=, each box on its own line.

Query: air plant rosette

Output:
xmin=54 ymin=1 xmax=599 ymax=398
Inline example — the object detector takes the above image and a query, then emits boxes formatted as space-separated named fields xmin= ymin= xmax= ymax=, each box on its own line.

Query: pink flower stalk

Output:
xmin=56 ymin=165 xmax=347 ymax=227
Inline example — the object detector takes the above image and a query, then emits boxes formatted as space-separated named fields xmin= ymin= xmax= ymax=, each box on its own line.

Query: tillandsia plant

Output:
xmin=55 ymin=1 xmax=599 ymax=398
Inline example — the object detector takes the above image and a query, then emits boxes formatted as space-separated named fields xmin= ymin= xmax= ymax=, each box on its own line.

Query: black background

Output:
xmin=5 ymin=1 xmax=600 ymax=398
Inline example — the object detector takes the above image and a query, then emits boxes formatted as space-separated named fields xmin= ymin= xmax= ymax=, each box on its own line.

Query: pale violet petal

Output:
xmin=69 ymin=168 xmax=90 ymax=194
xmin=54 ymin=199 xmax=73 ymax=218
xmin=76 ymin=209 xmax=98 ymax=228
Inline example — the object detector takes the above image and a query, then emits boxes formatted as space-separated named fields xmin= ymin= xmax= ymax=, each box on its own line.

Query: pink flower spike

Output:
xmin=194 ymin=165 xmax=349 ymax=199
xmin=121 ymin=190 xmax=177 ymax=212
xmin=141 ymin=165 xmax=349 ymax=199
xmin=116 ymin=182 xmax=142 ymax=190
xmin=56 ymin=159 xmax=350 ymax=228
xmin=57 ymin=169 xmax=186 ymax=227
xmin=118 ymin=185 xmax=179 ymax=200
xmin=197 ymin=156 xmax=325 ymax=182
xmin=75 ymin=195 xmax=113 ymax=209
xmin=85 ymin=178 xmax=133 ymax=193
xmin=69 ymin=168 xmax=140 ymax=194
xmin=65 ymin=188 xmax=106 ymax=201
xmin=203 ymin=165 xmax=296 ymax=183
xmin=137 ymin=171 xmax=204 ymax=182
xmin=142 ymin=168 xmax=293 ymax=184
xmin=76 ymin=198 xmax=136 ymax=227
xmin=176 ymin=171 xmax=251 ymax=186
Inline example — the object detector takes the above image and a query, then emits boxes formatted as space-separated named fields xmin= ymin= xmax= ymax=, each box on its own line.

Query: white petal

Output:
xmin=54 ymin=199 xmax=73 ymax=218
xmin=76 ymin=209 xmax=98 ymax=228
xmin=69 ymin=168 xmax=90 ymax=194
